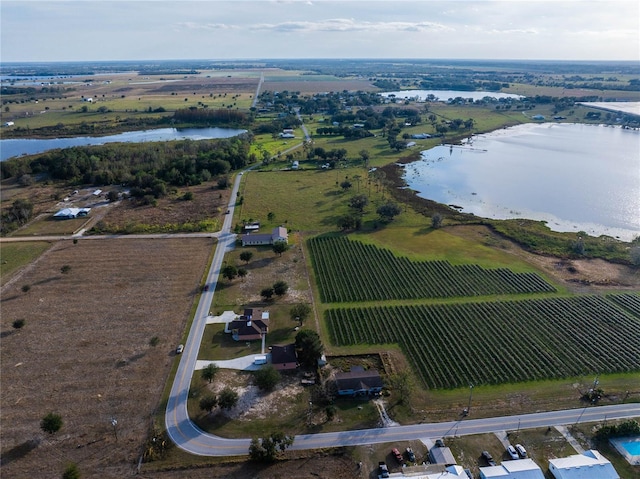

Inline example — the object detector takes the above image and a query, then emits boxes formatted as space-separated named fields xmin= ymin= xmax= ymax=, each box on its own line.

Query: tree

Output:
xmin=106 ymin=190 xmax=119 ymax=202
xmin=253 ymin=365 xmax=281 ymax=391
xmin=389 ymin=370 xmax=415 ymax=405
xmin=62 ymin=463 xmax=81 ymax=479
xmin=290 ymin=303 xmax=311 ymax=325
xmin=61 ymin=265 xmax=72 ymax=274
xmin=217 ymin=387 xmax=238 ymax=410
xmin=376 ymin=202 xmax=402 ymax=222
xmin=272 ymin=241 xmax=288 ymax=256
xmin=267 ymin=211 xmax=275 ymax=222
xmin=239 ymin=251 xmax=253 ymax=264
xmin=631 ymin=246 xmax=640 ymax=266
xmin=13 ymin=319 xmax=25 ymax=329
xmin=41 ymin=412 xmax=63 ymax=434
xmin=359 ymin=149 xmax=370 ymax=168
xmin=221 ymin=264 xmax=238 ymax=282
xmin=336 ymin=214 xmax=357 ymax=231
xmin=431 ymin=212 xmax=443 ymax=229
xmin=201 ymin=363 xmax=219 ymax=383
xmin=21 ymin=284 xmax=31 ymax=293
xmin=237 ymin=267 xmax=248 ymax=282
xmin=260 ymin=287 xmax=275 ymax=301
xmin=273 ymin=280 xmax=289 ymax=297
xmin=348 ymin=194 xmax=369 ymax=213
xmin=199 ymin=394 xmax=218 ymax=413
xmin=295 ymin=329 xmax=323 ymax=369
xmin=340 ymin=180 xmax=352 ymax=191
xmin=9 ymin=198 xmax=33 ymax=225
xmin=248 ymin=432 xmax=295 ymax=462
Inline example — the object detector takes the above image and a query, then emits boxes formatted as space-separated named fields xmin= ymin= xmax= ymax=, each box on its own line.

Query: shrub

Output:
xmin=12 ymin=319 xmax=25 ymax=329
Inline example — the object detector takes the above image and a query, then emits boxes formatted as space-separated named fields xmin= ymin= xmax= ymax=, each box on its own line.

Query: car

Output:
xmin=392 ymin=448 xmax=403 ymax=463
xmin=203 ymin=284 xmax=209 ymax=292
xmin=406 ymin=447 xmax=416 ymax=462
xmin=225 ymin=209 xmax=230 ymax=214
xmin=482 ymin=451 xmax=496 ymax=466
xmin=507 ymin=445 xmax=519 ymax=460
xmin=176 ymin=344 xmax=184 ymax=354
xmin=435 ymin=439 xmax=445 ymax=448
xmin=515 ymin=444 xmax=527 ymax=458
xmin=378 ymin=461 xmax=390 ymax=478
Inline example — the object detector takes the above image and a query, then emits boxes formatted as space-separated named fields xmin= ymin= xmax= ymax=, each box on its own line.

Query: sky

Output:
xmin=1 ymin=0 xmax=638 ymax=63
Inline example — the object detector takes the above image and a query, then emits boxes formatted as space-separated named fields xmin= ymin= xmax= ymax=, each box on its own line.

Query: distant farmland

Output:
xmin=326 ymin=294 xmax=640 ymax=389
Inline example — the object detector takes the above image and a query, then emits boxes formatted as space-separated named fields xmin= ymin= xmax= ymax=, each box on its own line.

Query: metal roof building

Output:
xmin=480 ymin=458 xmax=545 ymax=479
xmin=549 ymin=450 xmax=619 ymax=479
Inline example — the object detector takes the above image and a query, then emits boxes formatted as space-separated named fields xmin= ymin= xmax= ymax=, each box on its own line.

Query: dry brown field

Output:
xmin=95 ymin=182 xmax=233 ymax=232
xmin=262 ymin=79 xmax=378 ymax=94
xmin=0 ymin=238 xmax=212 ymax=478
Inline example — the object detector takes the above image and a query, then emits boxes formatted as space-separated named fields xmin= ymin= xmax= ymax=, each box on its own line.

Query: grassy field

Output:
xmin=0 ymin=241 xmax=52 ymax=285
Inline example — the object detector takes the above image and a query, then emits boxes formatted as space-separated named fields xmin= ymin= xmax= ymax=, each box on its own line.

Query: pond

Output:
xmin=0 ymin=127 xmax=248 ymax=162
xmin=382 ymin=89 xmax=523 ymax=102
xmin=403 ymin=123 xmax=640 ymax=241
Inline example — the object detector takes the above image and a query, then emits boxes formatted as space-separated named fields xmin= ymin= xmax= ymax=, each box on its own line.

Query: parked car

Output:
xmin=203 ymin=284 xmax=209 ymax=292
xmin=176 ymin=344 xmax=184 ymax=354
xmin=392 ymin=448 xmax=403 ymax=463
xmin=406 ymin=447 xmax=416 ymax=462
xmin=378 ymin=462 xmax=390 ymax=478
xmin=515 ymin=444 xmax=527 ymax=458
xmin=507 ymin=445 xmax=519 ymax=460
xmin=435 ymin=439 xmax=445 ymax=448
xmin=482 ymin=451 xmax=496 ymax=466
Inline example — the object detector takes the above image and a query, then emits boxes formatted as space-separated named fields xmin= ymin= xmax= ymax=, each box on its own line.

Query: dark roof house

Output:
xmin=270 ymin=344 xmax=298 ymax=371
xmin=226 ymin=309 xmax=269 ymax=341
xmin=334 ymin=366 xmax=383 ymax=397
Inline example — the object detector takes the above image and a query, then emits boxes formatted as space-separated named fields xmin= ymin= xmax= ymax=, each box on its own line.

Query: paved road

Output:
xmin=164 ymin=169 xmax=243 ymax=451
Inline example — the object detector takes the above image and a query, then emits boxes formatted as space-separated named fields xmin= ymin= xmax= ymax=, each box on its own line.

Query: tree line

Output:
xmin=1 ymin=135 xmax=255 ymax=191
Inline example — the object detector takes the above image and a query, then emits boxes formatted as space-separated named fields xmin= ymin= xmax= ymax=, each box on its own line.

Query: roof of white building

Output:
xmin=549 ymin=450 xmax=619 ymax=479
xmin=480 ymin=459 xmax=545 ymax=479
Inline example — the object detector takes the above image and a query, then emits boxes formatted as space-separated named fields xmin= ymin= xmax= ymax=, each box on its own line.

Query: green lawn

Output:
xmin=0 ymin=242 xmax=52 ymax=285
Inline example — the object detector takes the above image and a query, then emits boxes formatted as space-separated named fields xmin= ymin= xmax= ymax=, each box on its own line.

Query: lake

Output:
xmin=0 ymin=127 xmax=248 ymax=161
xmin=403 ymin=123 xmax=640 ymax=241
xmin=382 ymin=89 xmax=523 ymax=102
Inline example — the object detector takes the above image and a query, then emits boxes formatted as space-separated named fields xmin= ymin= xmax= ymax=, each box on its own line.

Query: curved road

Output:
xmin=163 ymin=171 xmax=640 ymax=457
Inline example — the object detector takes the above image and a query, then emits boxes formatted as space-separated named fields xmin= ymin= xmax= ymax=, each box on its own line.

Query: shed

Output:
xmin=429 ymin=446 xmax=457 ymax=466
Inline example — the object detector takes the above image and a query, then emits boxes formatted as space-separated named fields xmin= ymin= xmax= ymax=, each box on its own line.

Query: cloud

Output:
xmin=251 ymin=18 xmax=451 ymax=33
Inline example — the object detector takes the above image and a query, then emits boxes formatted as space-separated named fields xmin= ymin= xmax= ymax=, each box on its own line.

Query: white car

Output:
xmin=515 ymin=444 xmax=527 ymax=458
xmin=507 ymin=445 xmax=519 ymax=460
xmin=176 ymin=344 xmax=184 ymax=354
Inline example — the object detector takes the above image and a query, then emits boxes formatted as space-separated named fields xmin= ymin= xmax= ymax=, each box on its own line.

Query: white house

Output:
xmin=53 ymin=207 xmax=91 ymax=219
xmin=241 ymin=226 xmax=288 ymax=247
xmin=549 ymin=450 xmax=619 ymax=479
xmin=480 ymin=459 xmax=545 ymax=479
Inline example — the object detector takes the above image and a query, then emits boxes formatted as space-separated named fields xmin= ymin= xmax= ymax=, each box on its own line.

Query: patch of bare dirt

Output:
xmin=0 ymin=238 xmax=212 ymax=478
xmin=202 ymin=370 xmax=305 ymax=422
xmin=446 ymin=224 xmax=640 ymax=293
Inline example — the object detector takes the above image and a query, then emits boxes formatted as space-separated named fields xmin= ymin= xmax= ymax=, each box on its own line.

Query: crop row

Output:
xmin=308 ymin=236 xmax=555 ymax=303
xmin=326 ymin=294 xmax=640 ymax=389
